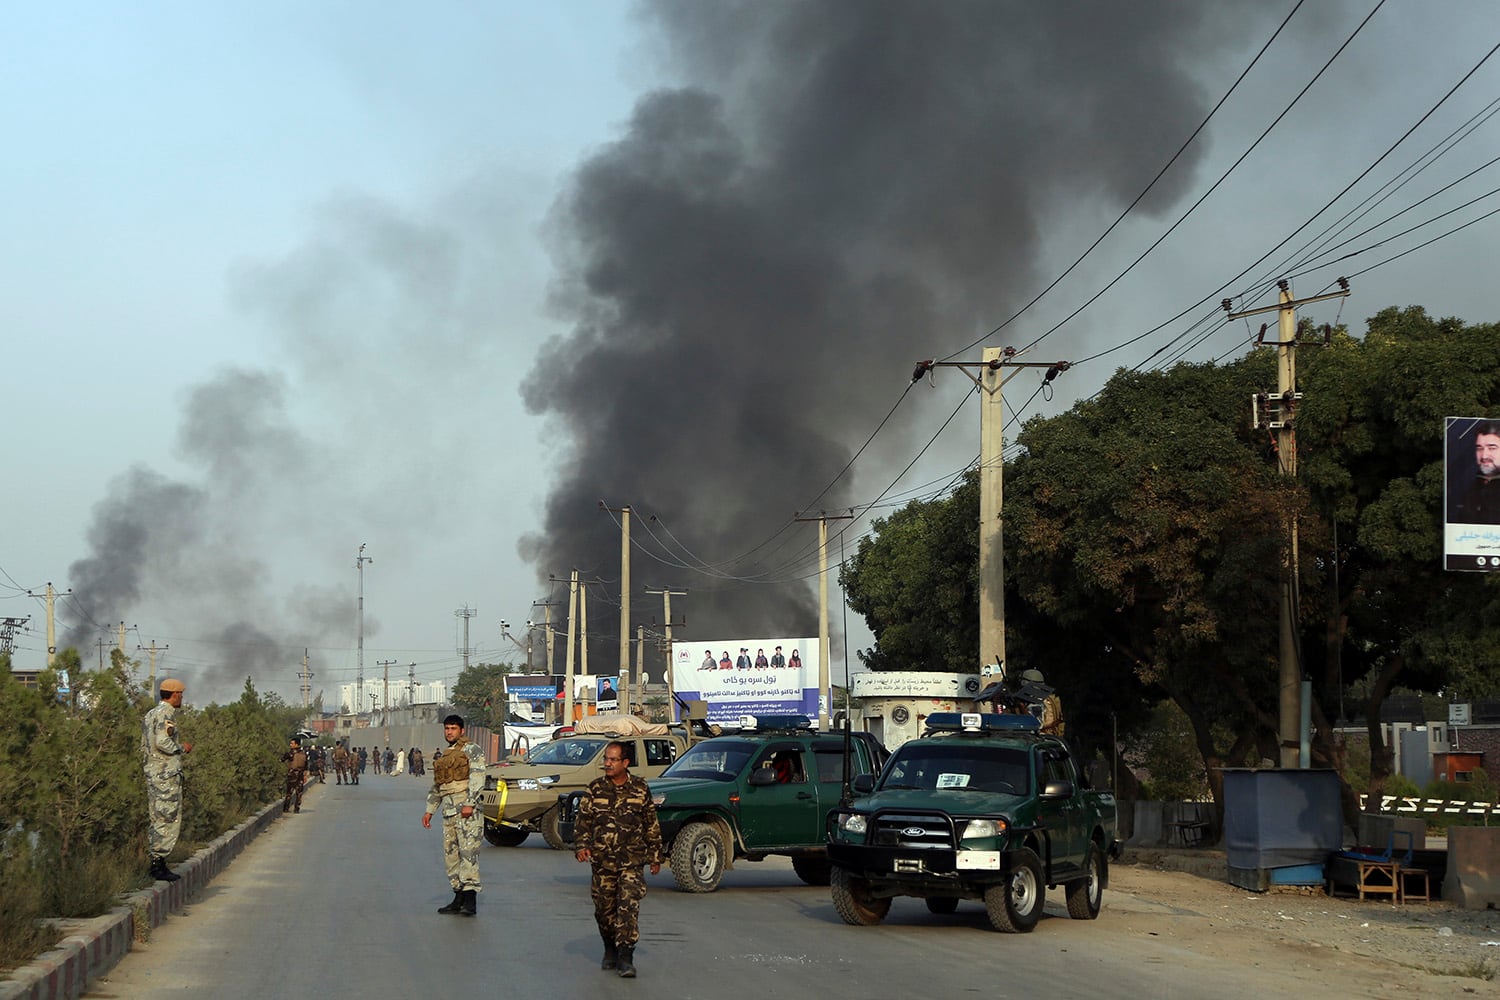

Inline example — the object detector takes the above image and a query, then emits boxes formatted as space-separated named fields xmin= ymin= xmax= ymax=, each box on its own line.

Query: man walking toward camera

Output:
xmin=573 ymin=740 xmax=663 ymax=977
xmin=422 ymin=715 xmax=485 ymax=916
xmin=141 ymin=678 xmax=192 ymax=881
xmin=282 ymin=737 xmax=308 ymax=813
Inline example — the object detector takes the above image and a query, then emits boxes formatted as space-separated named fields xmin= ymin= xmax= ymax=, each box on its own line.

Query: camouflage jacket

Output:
xmin=141 ymin=701 xmax=184 ymax=777
xmin=574 ymin=774 xmax=663 ymax=870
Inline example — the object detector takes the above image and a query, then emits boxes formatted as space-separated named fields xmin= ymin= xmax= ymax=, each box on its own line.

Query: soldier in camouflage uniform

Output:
xmin=141 ymin=678 xmax=192 ymax=881
xmin=281 ymin=737 xmax=308 ymax=813
xmin=573 ymin=740 xmax=663 ymax=978
xmin=422 ymin=714 xmax=485 ymax=916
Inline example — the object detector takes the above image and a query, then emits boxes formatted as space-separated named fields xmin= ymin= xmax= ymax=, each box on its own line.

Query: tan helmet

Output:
xmin=159 ymin=678 xmax=186 ymax=693
xmin=1020 ymin=669 xmax=1046 ymax=685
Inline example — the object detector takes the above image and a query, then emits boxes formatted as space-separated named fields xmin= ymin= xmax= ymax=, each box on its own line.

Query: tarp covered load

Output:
xmin=571 ymin=714 xmax=670 ymax=737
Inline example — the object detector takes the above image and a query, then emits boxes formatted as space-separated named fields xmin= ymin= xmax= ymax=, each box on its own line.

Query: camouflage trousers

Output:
xmin=439 ymin=802 xmax=482 ymax=891
xmin=145 ymin=769 xmax=183 ymax=860
xmin=591 ymin=866 xmax=647 ymax=948
xmin=284 ymin=771 xmax=305 ymax=811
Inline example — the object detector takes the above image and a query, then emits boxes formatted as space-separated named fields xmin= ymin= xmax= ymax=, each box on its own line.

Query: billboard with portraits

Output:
xmin=671 ymin=637 xmax=820 ymax=724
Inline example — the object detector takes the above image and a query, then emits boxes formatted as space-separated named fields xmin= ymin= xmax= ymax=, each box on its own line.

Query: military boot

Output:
xmin=616 ymin=945 xmax=636 ymax=978
xmin=459 ymin=889 xmax=477 ymax=916
xmin=150 ymin=857 xmax=181 ymax=882
xmin=600 ymin=936 xmax=618 ymax=971
xmin=437 ymin=889 xmax=465 ymax=914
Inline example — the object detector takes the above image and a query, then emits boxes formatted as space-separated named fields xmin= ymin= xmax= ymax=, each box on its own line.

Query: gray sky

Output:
xmin=5 ymin=2 xmax=1499 ymax=707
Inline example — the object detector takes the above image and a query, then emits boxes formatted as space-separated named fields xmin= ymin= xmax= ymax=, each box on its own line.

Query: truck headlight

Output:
xmin=839 ymin=813 xmax=868 ymax=835
xmin=961 ymin=819 xmax=1002 ymax=841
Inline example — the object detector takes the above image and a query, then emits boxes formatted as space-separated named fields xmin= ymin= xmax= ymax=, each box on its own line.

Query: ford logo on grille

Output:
xmin=902 ymin=826 xmax=926 ymax=838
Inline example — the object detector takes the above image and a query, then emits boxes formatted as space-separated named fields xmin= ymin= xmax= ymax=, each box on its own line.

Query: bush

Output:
xmin=0 ymin=834 xmax=60 ymax=972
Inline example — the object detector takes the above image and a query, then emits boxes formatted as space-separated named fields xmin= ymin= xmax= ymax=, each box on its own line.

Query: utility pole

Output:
xmin=1226 ymin=277 xmax=1348 ymax=768
xmin=601 ymin=502 xmax=633 ymax=713
xmin=377 ymin=658 xmax=396 ymax=746
xmin=579 ymin=583 xmax=589 ymax=681
xmin=645 ymin=586 xmax=686 ymax=722
xmin=137 ymin=640 xmax=169 ymax=696
xmin=356 ymin=544 xmax=372 ymax=713
xmin=637 ymin=625 xmax=646 ymax=716
xmin=794 ymin=512 xmax=855 ymax=729
xmin=564 ymin=570 xmax=579 ymax=724
xmin=29 ymin=582 xmax=71 ymax=668
xmin=913 ymin=349 xmax=1070 ymax=677
xmin=534 ymin=596 xmax=561 ymax=678
xmin=299 ymin=649 xmax=312 ymax=710
xmin=408 ymin=662 xmax=416 ymax=706
xmin=455 ymin=605 xmax=477 ymax=674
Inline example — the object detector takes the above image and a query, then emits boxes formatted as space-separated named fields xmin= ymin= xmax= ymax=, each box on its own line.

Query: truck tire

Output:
xmin=1065 ymin=841 xmax=1105 ymax=920
xmin=670 ymin=822 xmax=727 ymax=892
xmin=540 ymin=804 xmax=571 ymax=851
xmin=791 ymin=856 xmax=832 ymax=886
xmin=484 ymin=822 xmax=529 ymax=847
xmin=984 ymin=848 xmax=1044 ymax=933
xmin=925 ymin=896 xmax=959 ymax=914
xmin=831 ymin=867 xmax=891 ymax=926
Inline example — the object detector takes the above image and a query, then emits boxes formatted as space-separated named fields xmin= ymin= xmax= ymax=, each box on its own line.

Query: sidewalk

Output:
xmin=0 ymin=794 xmax=292 ymax=1000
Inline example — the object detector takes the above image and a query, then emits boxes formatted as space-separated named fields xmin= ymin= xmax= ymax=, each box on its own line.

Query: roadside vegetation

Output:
xmin=0 ymin=649 xmax=302 ymax=972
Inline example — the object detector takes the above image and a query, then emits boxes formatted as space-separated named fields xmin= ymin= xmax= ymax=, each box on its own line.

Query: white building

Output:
xmin=340 ymin=680 xmax=447 ymax=714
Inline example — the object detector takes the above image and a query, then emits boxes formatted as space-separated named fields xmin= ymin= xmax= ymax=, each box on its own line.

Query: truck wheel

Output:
xmin=831 ymin=867 xmax=891 ymax=926
xmin=984 ymin=848 xmax=1044 ymax=933
xmin=1065 ymin=842 xmax=1105 ymax=920
xmin=484 ymin=823 xmax=529 ymax=847
xmin=670 ymin=822 xmax=726 ymax=892
xmin=791 ymin=856 xmax=832 ymax=886
xmin=540 ymin=804 xmax=571 ymax=851
xmin=925 ymin=896 xmax=959 ymax=915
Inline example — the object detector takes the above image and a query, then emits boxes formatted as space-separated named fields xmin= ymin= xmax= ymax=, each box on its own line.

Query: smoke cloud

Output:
xmin=523 ymin=2 xmax=1274 ymax=651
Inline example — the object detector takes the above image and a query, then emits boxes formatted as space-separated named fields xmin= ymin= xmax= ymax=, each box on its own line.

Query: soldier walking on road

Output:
xmin=422 ymin=714 xmax=486 ymax=916
xmin=333 ymin=742 xmax=349 ymax=784
xmin=282 ymin=737 xmax=308 ymax=813
xmin=141 ymin=678 xmax=192 ymax=882
xmin=573 ymin=740 xmax=663 ymax=978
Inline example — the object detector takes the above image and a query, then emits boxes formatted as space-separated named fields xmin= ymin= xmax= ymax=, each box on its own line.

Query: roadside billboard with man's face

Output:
xmin=671 ymin=637 xmax=821 ymax=724
xmin=1444 ymin=416 xmax=1500 ymax=571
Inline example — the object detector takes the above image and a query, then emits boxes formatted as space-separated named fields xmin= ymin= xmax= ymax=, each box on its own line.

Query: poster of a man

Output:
xmin=598 ymin=676 xmax=619 ymax=711
xmin=1444 ymin=417 xmax=1500 ymax=572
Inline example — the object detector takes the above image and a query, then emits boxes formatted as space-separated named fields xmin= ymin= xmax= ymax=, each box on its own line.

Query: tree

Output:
xmin=451 ymin=661 xmax=521 ymax=731
xmin=841 ymin=472 xmax=980 ymax=673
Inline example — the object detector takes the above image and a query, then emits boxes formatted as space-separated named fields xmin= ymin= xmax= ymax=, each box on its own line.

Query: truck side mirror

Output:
xmin=1040 ymin=779 xmax=1074 ymax=800
xmin=748 ymin=767 xmax=779 ymax=787
xmin=851 ymin=773 xmax=875 ymax=795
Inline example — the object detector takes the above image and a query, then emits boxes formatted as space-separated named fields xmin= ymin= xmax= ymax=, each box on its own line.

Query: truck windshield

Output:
xmin=878 ymin=745 xmax=1030 ymax=795
xmin=660 ymin=742 xmax=754 ymax=781
xmin=524 ymin=738 xmax=608 ymax=765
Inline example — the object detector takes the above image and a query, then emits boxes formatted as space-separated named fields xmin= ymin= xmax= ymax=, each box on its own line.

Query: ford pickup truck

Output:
xmin=826 ymin=712 xmax=1116 ymax=932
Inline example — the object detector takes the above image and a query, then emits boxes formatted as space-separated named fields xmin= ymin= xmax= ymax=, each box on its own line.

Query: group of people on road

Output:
xmin=143 ymin=692 xmax=668 ymax=978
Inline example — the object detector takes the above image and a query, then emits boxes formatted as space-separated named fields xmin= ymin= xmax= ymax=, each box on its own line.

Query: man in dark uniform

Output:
xmin=282 ymin=737 xmax=308 ymax=813
xmin=573 ymin=740 xmax=663 ymax=977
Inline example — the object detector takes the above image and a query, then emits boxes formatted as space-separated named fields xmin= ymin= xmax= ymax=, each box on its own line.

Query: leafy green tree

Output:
xmin=451 ymin=661 xmax=520 ymax=731
xmin=841 ymin=472 xmax=980 ymax=673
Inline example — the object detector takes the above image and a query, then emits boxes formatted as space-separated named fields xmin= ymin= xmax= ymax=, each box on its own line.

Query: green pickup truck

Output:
xmin=561 ymin=714 xmax=889 ymax=892
xmin=826 ymin=712 xmax=1117 ymax=933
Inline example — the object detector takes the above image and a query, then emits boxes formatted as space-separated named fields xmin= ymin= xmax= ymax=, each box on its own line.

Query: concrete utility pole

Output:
xmin=1226 ymin=277 xmax=1348 ymax=768
xmin=137 ymin=640 xmax=169 ymax=697
xmin=455 ymin=605 xmax=476 ymax=674
xmin=564 ymin=570 xmax=579 ymax=724
xmin=645 ymin=586 xmax=686 ymax=721
xmin=601 ymin=502 xmax=633 ymax=711
xmin=356 ymin=544 xmax=372 ymax=712
xmin=579 ymin=583 xmax=589 ymax=681
xmin=913 ymin=348 xmax=1070 ymax=677
xmin=299 ymin=649 xmax=312 ymax=710
xmin=794 ymin=512 xmax=854 ymax=729
xmin=636 ymin=625 xmax=646 ymax=715
xmin=377 ymin=659 xmax=396 ymax=745
xmin=533 ymin=597 xmax=561 ymax=677
xmin=29 ymin=582 xmax=71 ymax=667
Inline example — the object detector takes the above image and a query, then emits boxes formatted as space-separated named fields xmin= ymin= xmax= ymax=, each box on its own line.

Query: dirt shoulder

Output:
xmin=1111 ymin=847 xmax=1500 ymax=995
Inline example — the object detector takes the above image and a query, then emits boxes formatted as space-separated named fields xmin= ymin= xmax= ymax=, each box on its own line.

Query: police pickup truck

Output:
xmin=561 ymin=714 xmax=888 ymax=892
xmin=826 ymin=712 xmax=1116 ymax=933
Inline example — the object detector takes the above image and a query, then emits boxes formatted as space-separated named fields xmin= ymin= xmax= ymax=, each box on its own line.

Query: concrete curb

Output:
xmin=0 ymin=787 xmax=303 ymax=1000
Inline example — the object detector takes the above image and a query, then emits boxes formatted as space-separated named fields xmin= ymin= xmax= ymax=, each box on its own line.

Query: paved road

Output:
xmin=85 ymin=775 xmax=1377 ymax=999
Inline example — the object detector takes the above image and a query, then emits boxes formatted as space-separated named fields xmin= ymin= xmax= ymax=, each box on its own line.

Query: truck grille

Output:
xmin=871 ymin=812 xmax=955 ymax=850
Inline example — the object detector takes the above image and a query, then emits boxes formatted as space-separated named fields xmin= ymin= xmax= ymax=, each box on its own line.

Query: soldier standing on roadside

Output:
xmin=332 ymin=741 xmax=349 ymax=784
xmin=281 ymin=737 xmax=308 ymax=813
xmin=573 ymin=740 xmax=663 ymax=978
xmin=141 ymin=678 xmax=192 ymax=881
xmin=422 ymin=714 xmax=485 ymax=916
